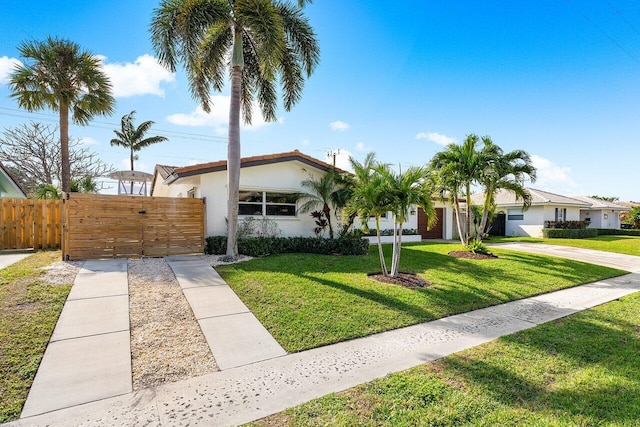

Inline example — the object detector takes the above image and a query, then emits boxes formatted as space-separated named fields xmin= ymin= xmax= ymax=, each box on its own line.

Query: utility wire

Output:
xmin=602 ymin=0 xmax=640 ymax=37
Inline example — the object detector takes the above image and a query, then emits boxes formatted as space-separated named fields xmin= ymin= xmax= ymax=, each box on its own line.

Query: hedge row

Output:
xmin=542 ymin=228 xmax=598 ymax=239
xmin=205 ymin=236 xmax=370 ymax=257
xmin=595 ymin=228 xmax=640 ymax=236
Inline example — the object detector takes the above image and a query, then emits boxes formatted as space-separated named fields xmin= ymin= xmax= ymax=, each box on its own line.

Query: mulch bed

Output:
xmin=448 ymin=250 xmax=498 ymax=260
xmin=368 ymin=272 xmax=431 ymax=288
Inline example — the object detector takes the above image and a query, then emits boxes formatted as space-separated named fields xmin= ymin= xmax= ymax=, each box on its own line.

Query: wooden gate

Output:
xmin=62 ymin=193 xmax=205 ymax=260
xmin=0 ymin=199 xmax=61 ymax=250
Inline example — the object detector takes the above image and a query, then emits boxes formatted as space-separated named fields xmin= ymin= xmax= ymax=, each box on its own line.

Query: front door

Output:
xmin=417 ymin=207 xmax=444 ymax=239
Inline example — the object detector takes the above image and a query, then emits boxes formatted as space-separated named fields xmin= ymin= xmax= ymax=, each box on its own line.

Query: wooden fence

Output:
xmin=0 ymin=199 xmax=61 ymax=250
xmin=62 ymin=193 xmax=205 ymax=260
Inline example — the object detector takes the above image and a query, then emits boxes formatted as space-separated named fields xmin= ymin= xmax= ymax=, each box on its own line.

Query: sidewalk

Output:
xmin=0 ymin=253 xmax=31 ymax=270
xmin=8 ymin=247 xmax=640 ymax=426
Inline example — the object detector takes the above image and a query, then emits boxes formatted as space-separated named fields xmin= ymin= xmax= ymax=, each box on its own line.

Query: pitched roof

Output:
xmin=0 ymin=163 xmax=27 ymax=198
xmin=570 ymin=195 xmax=631 ymax=211
xmin=471 ymin=188 xmax=590 ymax=207
xmin=165 ymin=150 xmax=344 ymax=182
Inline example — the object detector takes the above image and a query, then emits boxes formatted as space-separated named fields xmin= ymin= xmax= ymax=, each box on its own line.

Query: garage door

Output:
xmin=417 ymin=207 xmax=444 ymax=239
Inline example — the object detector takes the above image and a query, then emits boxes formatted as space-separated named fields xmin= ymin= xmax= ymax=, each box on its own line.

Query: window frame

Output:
xmin=507 ymin=208 xmax=524 ymax=221
xmin=238 ymin=190 xmax=298 ymax=218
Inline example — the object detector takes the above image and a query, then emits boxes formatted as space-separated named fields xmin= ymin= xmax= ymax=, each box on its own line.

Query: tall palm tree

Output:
xmin=381 ymin=165 xmax=436 ymax=277
xmin=111 ymin=111 xmax=168 ymax=171
xmin=151 ymin=0 xmax=319 ymax=256
xmin=430 ymin=134 xmax=484 ymax=245
xmin=297 ymin=171 xmax=342 ymax=239
xmin=476 ymin=137 xmax=536 ymax=238
xmin=9 ymin=37 xmax=114 ymax=193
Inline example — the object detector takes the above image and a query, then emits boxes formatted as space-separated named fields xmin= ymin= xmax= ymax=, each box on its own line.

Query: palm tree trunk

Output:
xmin=60 ymin=103 xmax=71 ymax=193
xmin=478 ymin=190 xmax=493 ymax=241
xmin=454 ymin=196 xmax=465 ymax=246
xmin=324 ymin=203 xmax=334 ymax=239
xmin=226 ymin=29 xmax=243 ymax=257
xmin=375 ymin=216 xmax=388 ymax=276
xmin=130 ymin=147 xmax=135 ymax=194
xmin=391 ymin=221 xmax=403 ymax=277
xmin=465 ymin=182 xmax=472 ymax=244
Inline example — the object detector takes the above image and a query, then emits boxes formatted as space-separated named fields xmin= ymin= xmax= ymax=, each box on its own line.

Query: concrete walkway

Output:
xmin=8 ymin=247 xmax=640 ymax=426
xmin=20 ymin=260 xmax=132 ymax=418
xmin=489 ymin=242 xmax=640 ymax=273
xmin=0 ymin=253 xmax=31 ymax=270
xmin=166 ymin=256 xmax=286 ymax=370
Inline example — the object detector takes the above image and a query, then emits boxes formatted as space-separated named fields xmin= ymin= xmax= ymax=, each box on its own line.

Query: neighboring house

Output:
xmin=151 ymin=150 xmax=455 ymax=240
xmin=470 ymin=188 xmax=631 ymax=237
xmin=0 ymin=163 xmax=27 ymax=199
xmin=470 ymin=188 xmax=590 ymax=237
xmin=571 ymin=196 xmax=630 ymax=229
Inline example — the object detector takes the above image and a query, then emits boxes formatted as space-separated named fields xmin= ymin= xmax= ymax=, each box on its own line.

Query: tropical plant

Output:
xmin=380 ymin=165 xmax=436 ymax=277
xmin=297 ymin=171 xmax=342 ymax=239
xmin=430 ymin=134 xmax=484 ymax=245
xmin=475 ymin=137 xmax=536 ymax=239
xmin=9 ymin=37 xmax=114 ymax=193
xmin=110 ymin=111 xmax=168 ymax=171
xmin=151 ymin=0 xmax=319 ymax=257
xmin=627 ymin=206 xmax=640 ymax=229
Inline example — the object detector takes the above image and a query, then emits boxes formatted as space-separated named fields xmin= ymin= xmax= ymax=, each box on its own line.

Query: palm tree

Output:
xmin=381 ymin=165 xmax=436 ymax=277
xmin=111 ymin=111 xmax=168 ymax=171
xmin=430 ymin=134 xmax=484 ymax=245
xmin=344 ymin=153 xmax=391 ymax=275
xmin=297 ymin=171 xmax=342 ymax=239
xmin=9 ymin=37 xmax=114 ymax=193
xmin=151 ymin=0 xmax=319 ymax=256
xmin=476 ymin=137 xmax=536 ymax=238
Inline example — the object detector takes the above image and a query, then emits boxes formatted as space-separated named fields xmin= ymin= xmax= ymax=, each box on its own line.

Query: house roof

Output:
xmin=164 ymin=150 xmax=345 ymax=183
xmin=570 ymin=195 xmax=631 ymax=211
xmin=0 ymin=163 xmax=27 ymax=198
xmin=471 ymin=188 xmax=591 ymax=207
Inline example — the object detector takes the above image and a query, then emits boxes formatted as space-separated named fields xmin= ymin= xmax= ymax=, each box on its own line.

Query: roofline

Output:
xmin=0 ymin=163 xmax=27 ymax=198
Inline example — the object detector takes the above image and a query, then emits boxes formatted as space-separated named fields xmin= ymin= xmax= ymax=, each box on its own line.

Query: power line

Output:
xmin=567 ymin=0 xmax=640 ymax=65
xmin=602 ymin=0 xmax=640 ymax=38
xmin=0 ymin=107 xmax=228 ymax=143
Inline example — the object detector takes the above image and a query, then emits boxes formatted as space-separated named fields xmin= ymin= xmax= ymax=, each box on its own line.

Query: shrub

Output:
xmin=595 ymin=228 xmax=640 ymax=236
xmin=542 ymin=228 xmax=598 ymax=239
xmin=544 ymin=221 xmax=590 ymax=229
xmin=205 ymin=236 xmax=370 ymax=257
xmin=367 ymin=228 xmax=419 ymax=236
xmin=465 ymin=239 xmax=493 ymax=255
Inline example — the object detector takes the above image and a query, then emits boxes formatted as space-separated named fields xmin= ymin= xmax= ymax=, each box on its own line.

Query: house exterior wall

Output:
xmin=354 ymin=202 xmax=452 ymax=240
xmin=581 ymin=209 xmax=622 ymax=229
xmin=0 ymin=172 xmax=26 ymax=199
xmin=505 ymin=205 xmax=583 ymax=237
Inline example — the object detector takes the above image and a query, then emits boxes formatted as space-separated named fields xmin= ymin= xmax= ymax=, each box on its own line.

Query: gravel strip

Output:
xmin=40 ymin=260 xmax=84 ymax=286
xmin=128 ymin=257 xmax=218 ymax=390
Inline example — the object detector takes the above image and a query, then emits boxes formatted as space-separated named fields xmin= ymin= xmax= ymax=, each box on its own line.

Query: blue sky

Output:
xmin=1 ymin=1 xmax=639 ymax=200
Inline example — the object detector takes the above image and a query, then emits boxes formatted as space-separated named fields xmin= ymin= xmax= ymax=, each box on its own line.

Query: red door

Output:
xmin=417 ymin=207 xmax=444 ymax=239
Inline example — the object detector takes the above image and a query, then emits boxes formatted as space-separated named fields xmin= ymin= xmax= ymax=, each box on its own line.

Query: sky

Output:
xmin=0 ymin=1 xmax=639 ymax=201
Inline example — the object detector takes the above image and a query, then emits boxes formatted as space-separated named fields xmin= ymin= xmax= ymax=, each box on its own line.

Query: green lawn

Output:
xmin=487 ymin=235 xmax=640 ymax=257
xmin=0 ymin=251 xmax=71 ymax=423
xmin=250 ymin=291 xmax=640 ymax=426
xmin=217 ymin=242 xmax=625 ymax=352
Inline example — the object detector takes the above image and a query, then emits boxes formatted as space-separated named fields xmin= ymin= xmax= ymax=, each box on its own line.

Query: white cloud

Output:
xmin=355 ymin=141 xmax=371 ymax=152
xmin=99 ymin=54 xmax=175 ymax=98
xmin=325 ymin=149 xmax=353 ymax=172
xmin=302 ymin=139 xmax=310 ymax=146
xmin=531 ymin=154 xmax=576 ymax=191
xmin=416 ymin=132 xmax=456 ymax=146
xmin=329 ymin=120 xmax=349 ymax=132
xmin=166 ymin=96 xmax=279 ymax=133
xmin=78 ymin=137 xmax=99 ymax=146
xmin=0 ymin=56 xmax=21 ymax=84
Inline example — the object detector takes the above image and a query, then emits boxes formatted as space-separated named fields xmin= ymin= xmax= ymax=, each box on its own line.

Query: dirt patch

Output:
xmin=39 ymin=260 xmax=84 ymax=286
xmin=368 ymin=272 xmax=430 ymax=288
xmin=448 ymin=251 xmax=498 ymax=260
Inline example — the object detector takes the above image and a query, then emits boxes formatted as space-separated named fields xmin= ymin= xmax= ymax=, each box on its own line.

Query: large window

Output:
xmin=555 ymin=208 xmax=567 ymax=222
xmin=507 ymin=209 xmax=524 ymax=221
xmin=239 ymin=191 xmax=297 ymax=217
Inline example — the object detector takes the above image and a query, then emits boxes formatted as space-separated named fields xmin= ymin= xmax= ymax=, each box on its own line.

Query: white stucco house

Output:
xmin=0 ymin=163 xmax=26 ymax=199
xmin=151 ymin=150 xmax=454 ymax=240
xmin=470 ymin=188 xmax=630 ymax=237
xmin=571 ymin=195 xmax=630 ymax=229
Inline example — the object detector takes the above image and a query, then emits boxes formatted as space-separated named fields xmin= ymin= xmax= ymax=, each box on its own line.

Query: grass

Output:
xmin=0 ymin=251 xmax=71 ymax=423
xmin=217 ymin=242 xmax=625 ymax=352
xmin=487 ymin=235 xmax=640 ymax=257
xmin=249 ymin=292 xmax=640 ymax=426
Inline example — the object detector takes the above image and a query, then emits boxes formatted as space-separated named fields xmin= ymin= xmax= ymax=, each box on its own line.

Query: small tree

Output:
xmin=110 ymin=111 xmax=168 ymax=171
xmin=297 ymin=171 xmax=343 ymax=239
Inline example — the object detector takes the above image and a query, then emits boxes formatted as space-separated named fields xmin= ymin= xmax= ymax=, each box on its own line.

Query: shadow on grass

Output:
xmin=443 ymin=311 xmax=640 ymax=425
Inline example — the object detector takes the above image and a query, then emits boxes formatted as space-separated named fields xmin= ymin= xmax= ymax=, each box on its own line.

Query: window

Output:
xmin=555 ymin=208 xmax=567 ymax=222
xmin=238 ymin=191 xmax=297 ymax=217
xmin=507 ymin=209 xmax=524 ymax=221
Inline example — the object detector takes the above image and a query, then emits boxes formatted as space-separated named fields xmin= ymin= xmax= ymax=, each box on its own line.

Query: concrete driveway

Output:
xmin=0 ymin=253 xmax=31 ymax=270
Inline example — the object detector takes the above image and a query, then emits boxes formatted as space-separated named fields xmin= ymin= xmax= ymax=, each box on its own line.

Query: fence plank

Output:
xmin=0 ymin=199 xmax=61 ymax=250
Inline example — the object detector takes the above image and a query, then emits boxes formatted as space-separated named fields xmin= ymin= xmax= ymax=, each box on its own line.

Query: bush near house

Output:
xmin=367 ymin=228 xmax=419 ymax=236
xmin=542 ymin=228 xmax=598 ymax=239
xmin=544 ymin=220 xmax=590 ymax=229
xmin=596 ymin=228 xmax=640 ymax=236
xmin=205 ymin=236 xmax=369 ymax=257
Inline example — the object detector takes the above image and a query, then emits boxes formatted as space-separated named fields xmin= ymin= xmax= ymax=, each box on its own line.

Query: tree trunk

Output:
xmin=130 ymin=148 xmax=135 ymax=194
xmin=323 ymin=203 xmax=334 ymax=239
xmin=226 ymin=29 xmax=244 ymax=257
xmin=453 ymin=195 xmax=465 ymax=246
xmin=391 ymin=220 xmax=403 ymax=277
xmin=376 ymin=216 xmax=388 ymax=276
xmin=478 ymin=189 xmax=493 ymax=242
xmin=465 ymin=182 xmax=472 ymax=244
xmin=60 ymin=103 xmax=71 ymax=193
